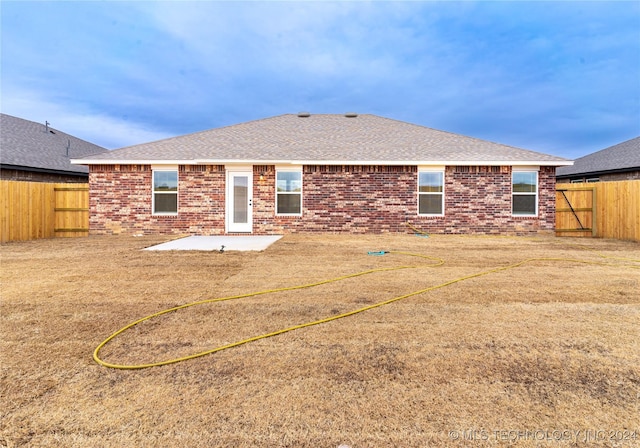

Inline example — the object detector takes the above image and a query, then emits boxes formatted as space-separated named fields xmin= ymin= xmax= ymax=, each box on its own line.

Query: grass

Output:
xmin=1 ymin=234 xmax=639 ymax=447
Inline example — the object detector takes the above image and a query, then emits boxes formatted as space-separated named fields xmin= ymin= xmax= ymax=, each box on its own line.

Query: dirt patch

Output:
xmin=1 ymin=234 xmax=639 ymax=447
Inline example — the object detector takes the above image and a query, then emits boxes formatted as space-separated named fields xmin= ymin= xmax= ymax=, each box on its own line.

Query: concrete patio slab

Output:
xmin=144 ymin=235 xmax=283 ymax=252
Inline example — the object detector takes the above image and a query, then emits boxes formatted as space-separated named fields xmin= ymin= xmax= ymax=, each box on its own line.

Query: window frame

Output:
xmin=511 ymin=169 xmax=538 ymax=217
xmin=275 ymin=167 xmax=303 ymax=216
xmin=417 ymin=168 xmax=445 ymax=216
xmin=152 ymin=168 xmax=179 ymax=215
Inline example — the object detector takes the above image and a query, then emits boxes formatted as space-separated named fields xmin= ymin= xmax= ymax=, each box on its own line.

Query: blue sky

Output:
xmin=1 ymin=1 xmax=639 ymax=159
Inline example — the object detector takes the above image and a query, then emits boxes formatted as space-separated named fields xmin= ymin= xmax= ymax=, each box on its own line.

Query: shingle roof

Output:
xmin=556 ymin=136 xmax=640 ymax=177
xmin=1 ymin=113 xmax=108 ymax=175
xmin=74 ymin=114 xmax=570 ymax=166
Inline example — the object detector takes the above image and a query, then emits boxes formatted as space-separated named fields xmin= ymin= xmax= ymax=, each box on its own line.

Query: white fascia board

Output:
xmin=289 ymin=160 xmax=574 ymax=166
xmin=73 ymin=158 xmax=574 ymax=167
xmin=430 ymin=160 xmax=573 ymax=166
xmin=71 ymin=159 xmax=194 ymax=165
xmin=195 ymin=159 xmax=301 ymax=165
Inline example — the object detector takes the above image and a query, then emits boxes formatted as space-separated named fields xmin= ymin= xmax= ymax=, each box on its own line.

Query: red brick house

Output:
xmin=72 ymin=113 xmax=572 ymax=236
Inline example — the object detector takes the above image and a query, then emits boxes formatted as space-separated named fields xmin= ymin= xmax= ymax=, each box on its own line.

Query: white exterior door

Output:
xmin=226 ymin=169 xmax=253 ymax=233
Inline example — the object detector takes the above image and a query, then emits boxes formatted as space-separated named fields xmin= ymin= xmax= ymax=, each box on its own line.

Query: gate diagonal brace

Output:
xmin=559 ymin=189 xmax=585 ymax=230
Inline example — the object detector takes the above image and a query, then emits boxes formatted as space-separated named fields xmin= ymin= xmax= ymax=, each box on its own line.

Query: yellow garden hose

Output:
xmin=93 ymin=250 xmax=638 ymax=370
xmin=406 ymin=222 xmax=430 ymax=237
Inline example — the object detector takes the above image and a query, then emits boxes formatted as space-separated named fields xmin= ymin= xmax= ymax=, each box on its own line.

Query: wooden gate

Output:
xmin=555 ymin=186 xmax=595 ymax=237
xmin=54 ymin=184 xmax=89 ymax=237
xmin=1 ymin=181 xmax=89 ymax=242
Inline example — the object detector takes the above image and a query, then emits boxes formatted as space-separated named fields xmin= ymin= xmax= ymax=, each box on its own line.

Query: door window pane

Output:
xmin=233 ymin=176 xmax=248 ymax=223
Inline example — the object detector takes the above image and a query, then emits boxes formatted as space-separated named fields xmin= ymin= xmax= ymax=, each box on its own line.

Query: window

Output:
xmin=512 ymin=171 xmax=537 ymax=216
xmin=418 ymin=171 xmax=444 ymax=215
xmin=276 ymin=170 xmax=302 ymax=215
xmin=153 ymin=170 xmax=178 ymax=214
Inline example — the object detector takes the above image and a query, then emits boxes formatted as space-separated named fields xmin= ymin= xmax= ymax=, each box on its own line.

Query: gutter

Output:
xmin=1 ymin=163 xmax=89 ymax=177
xmin=556 ymin=166 xmax=639 ymax=179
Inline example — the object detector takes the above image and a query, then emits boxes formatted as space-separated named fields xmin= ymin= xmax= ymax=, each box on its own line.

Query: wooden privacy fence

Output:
xmin=3 ymin=180 xmax=639 ymax=243
xmin=1 ymin=181 xmax=89 ymax=243
xmin=556 ymin=180 xmax=640 ymax=242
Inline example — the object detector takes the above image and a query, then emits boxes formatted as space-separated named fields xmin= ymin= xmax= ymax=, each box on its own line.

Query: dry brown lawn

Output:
xmin=1 ymin=233 xmax=639 ymax=447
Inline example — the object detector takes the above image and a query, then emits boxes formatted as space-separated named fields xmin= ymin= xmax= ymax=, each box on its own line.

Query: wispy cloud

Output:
xmin=2 ymin=86 xmax=173 ymax=149
xmin=1 ymin=1 xmax=638 ymax=158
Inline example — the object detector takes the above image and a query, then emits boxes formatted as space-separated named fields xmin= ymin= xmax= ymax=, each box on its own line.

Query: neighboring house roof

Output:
xmin=73 ymin=113 xmax=571 ymax=166
xmin=556 ymin=136 xmax=640 ymax=178
xmin=1 ymin=113 xmax=108 ymax=176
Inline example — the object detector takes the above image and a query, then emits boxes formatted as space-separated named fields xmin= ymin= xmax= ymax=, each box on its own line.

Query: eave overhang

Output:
xmin=72 ymin=159 xmax=574 ymax=167
xmin=1 ymin=163 xmax=89 ymax=177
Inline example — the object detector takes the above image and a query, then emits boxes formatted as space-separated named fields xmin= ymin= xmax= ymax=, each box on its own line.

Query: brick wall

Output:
xmin=89 ymin=164 xmax=226 ymax=235
xmin=407 ymin=165 xmax=556 ymax=235
xmin=253 ymin=165 xmax=416 ymax=233
xmin=89 ymin=164 xmax=556 ymax=235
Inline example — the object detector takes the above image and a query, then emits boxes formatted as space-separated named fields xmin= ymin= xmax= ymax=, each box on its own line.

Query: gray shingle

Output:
xmin=556 ymin=136 xmax=640 ymax=177
xmin=75 ymin=114 xmax=570 ymax=165
xmin=1 ymin=113 xmax=108 ymax=174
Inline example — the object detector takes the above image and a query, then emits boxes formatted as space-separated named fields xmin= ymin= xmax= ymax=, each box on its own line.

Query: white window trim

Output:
xmin=511 ymin=169 xmax=538 ymax=217
xmin=152 ymin=168 xmax=179 ymax=215
xmin=417 ymin=167 xmax=445 ymax=217
xmin=275 ymin=165 xmax=303 ymax=216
